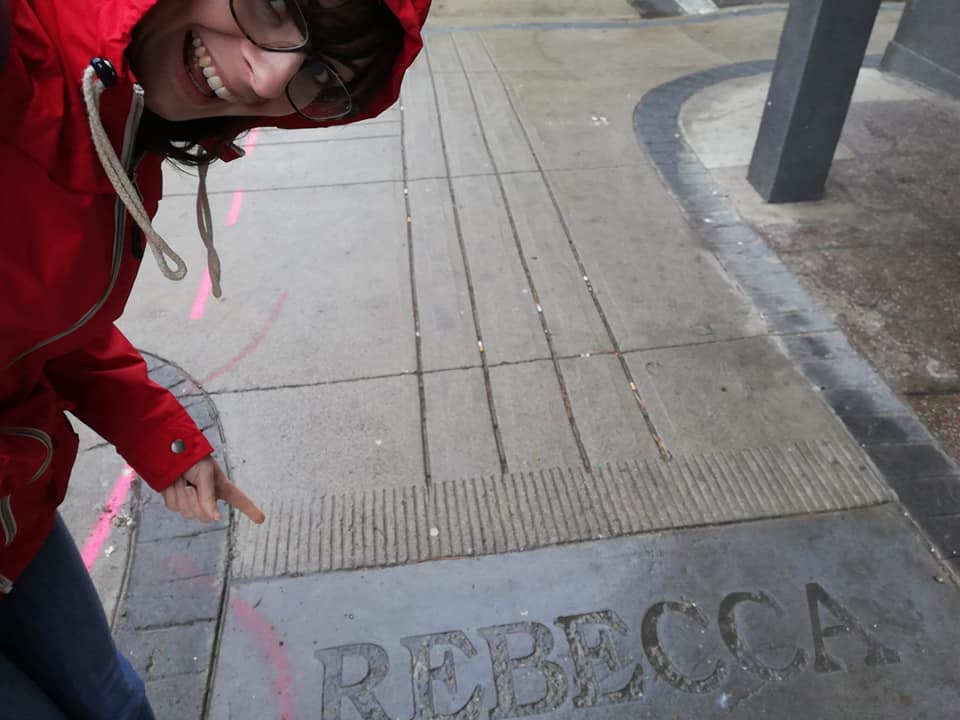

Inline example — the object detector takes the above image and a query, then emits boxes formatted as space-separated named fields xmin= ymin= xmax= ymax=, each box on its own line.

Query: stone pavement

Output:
xmin=61 ymin=2 xmax=960 ymax=718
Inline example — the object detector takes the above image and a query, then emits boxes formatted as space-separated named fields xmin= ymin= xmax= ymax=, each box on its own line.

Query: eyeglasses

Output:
xmin=229 ymin=0 xmax=354 ymax=121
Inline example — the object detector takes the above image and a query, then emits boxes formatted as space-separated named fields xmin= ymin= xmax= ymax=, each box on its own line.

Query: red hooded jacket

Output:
xmin=0 ymin=0 xmax=428 ymax=594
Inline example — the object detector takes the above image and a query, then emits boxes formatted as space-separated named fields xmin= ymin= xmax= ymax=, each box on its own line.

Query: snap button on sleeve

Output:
xmin=170 ymin=439 xmax=186 ymax=454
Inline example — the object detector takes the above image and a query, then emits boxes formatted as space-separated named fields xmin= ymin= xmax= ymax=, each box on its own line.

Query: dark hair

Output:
xmin=135 ymin=0 xmax=405 ymax=166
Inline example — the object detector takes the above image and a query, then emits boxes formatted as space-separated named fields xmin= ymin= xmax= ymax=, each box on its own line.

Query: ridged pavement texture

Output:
xmin=233 ymin=438 xmax=893 ymax=579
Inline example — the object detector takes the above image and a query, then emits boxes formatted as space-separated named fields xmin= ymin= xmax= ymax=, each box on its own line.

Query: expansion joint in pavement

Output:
xmin=425 ymin=46 xmax=509 ymax=475
xmin=477 ymin=32 xmax=673 ymax=462
xmin=399 ymin=76 xmax=432 ymax=488
xmin=452 ymin=36 xmax=593 ymax=471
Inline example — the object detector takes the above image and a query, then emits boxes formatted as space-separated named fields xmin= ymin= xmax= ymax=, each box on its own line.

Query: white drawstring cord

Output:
xmin=82 ymin=65 xmax=224 ymax=297
xmin=196 ymin=163 xmax=223 ymax=298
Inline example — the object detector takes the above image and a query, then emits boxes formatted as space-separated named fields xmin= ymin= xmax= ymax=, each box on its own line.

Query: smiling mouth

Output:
xmin=183 ymin=31 xmax=237 ymax=103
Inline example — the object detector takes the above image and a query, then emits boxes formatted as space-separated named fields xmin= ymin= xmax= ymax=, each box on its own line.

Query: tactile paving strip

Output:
xmin=232 ymin=438 xmax=893 ymax=579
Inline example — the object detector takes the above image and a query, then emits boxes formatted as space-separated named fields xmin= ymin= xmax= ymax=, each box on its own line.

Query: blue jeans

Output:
xmin=0 ymin=515 xmax=155 ymax=720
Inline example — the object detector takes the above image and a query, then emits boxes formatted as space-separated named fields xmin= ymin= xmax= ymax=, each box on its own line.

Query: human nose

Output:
xmin=243 ymin=45 xmax=306 ymax=100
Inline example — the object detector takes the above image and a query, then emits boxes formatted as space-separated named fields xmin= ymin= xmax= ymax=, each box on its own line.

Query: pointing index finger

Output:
xmin=217 ymin=481 xmax=266 ymax=524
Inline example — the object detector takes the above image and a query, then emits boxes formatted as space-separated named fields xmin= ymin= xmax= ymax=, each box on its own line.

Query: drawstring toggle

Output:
xmin=90 ymin=57 xmax=118 ymax=88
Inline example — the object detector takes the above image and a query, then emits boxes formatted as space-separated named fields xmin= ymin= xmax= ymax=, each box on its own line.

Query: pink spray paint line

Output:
xmin=200 ymin=292 xmax=288 ymax=385
xmin=82 ymin=465 xmax=136 ymax=570
xmin=165 ymin=554 xmax=297 ymax=718
xmin=189 ymin=127 xmax=263 ymax=322
xmin=230 ymin=595 xmax=298 ymax=719
xmin=189 ymin=270 xmax=214 ymax=321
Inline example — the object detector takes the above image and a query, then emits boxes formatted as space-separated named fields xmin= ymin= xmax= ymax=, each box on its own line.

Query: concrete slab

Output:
xmin=479 ymin=23 xmax=734 ymax=171
xmin=499 ymin=173 xmax=612 ymax=357
xmin=483 ymin=25 xmax=725 ymax=77
xmin=210 ymin=505 xmax=959 ymax=720
xmin=222 ymin=377 xmax=424 ymax=577
xmin=423 ymin=33 xmax=463 ymax=75
xmin=452 ymin=32 xmax=497 ymax=74
xmin=427 ymin=0 xmax=638 ymax=21
xmin=559 ymin=354 xmax=662 ymax=463
xmin=401 ymin=56 xmax=447 ymax=181
xmin=432 ymin=69 xmax=495 ymax=177
xmin=424 ymin=369 xmax=500 ymax=481
xmin=217 ymin=378 xmax=424 ymax=498
xmin=161 ymin=135 xmax=402 ymax=196
xmin=453 ymin=174 xmax=550 ymax=364
xmin=490 ymin=361 xmax=584 ymax=471
xmin=679 ymin=5 xmax=902 ymax=60
xmin=547 ymin=166 xmax=765 ymax=350
xmin=680 ymin=69 xmax=929 ymax=171
xmin=678 ymin=10 xmax=786 ymax=63
xmin=681 ymin=76 xmax=856 ymax=170
xmin=407 ymin=178 xmax=477 ymax=372
xmin=626 ymin=336 xmax=849 ymax=455
xmin=124 ymin=184 xmax=416 ymax=390
xmin=255 ymin=121 xmax=401 ymax=145
xmin=468 ymin=72 xmax=539 ymax=174
xmin=496 ymin=68 xmax=655 ymax=172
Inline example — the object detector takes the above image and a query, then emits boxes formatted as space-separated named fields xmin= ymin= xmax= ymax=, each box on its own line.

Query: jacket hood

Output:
xmin=266 ymin=0 xmax=430 ymax=132
xmin=99 ymin=0 xmax=430 ymax=132
xmin=3 ymin=0 xmax=427 ymax=196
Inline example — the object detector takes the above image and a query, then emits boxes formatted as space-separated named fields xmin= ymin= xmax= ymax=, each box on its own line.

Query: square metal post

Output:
xmin=748 ymin=0 xmax=883 ymax=203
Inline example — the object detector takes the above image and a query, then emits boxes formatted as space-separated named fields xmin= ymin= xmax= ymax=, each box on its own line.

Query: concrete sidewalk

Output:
xmin=63 ymin=3 xmax=960 ymax=718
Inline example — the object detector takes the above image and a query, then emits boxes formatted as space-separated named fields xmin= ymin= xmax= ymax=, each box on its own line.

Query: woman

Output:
xmin=0 ymin=0 xmax=429 ymax=716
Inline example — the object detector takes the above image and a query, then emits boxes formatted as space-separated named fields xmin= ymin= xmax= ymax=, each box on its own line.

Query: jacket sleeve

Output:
xmin=44 ymin=326 xmax=213 ymax=493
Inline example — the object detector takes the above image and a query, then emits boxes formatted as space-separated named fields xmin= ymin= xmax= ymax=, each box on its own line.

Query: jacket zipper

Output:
xmin=0 ymin=496 xmax=15 ymax=548
xmin=4 ymin=84 xmax=146 ymax=369
xmin=0 ymin=427 xmax=54 ymax=551
xmin=0 ymin=427 xmax=54 ymax=484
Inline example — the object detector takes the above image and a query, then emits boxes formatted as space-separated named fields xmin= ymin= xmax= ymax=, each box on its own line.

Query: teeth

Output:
xmin=189 ymin=31 xmax=236 ymax=102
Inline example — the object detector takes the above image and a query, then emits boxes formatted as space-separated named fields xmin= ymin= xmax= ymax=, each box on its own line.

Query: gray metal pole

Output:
xmin=747 ymin=0 xmax=883 ymax=203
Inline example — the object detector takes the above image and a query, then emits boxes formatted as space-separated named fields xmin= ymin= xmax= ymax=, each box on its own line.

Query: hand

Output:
xmin=161 ymin=456 xmax=265 ymax=524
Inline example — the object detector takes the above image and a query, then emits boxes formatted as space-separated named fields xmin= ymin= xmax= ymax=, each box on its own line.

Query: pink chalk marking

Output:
xmin=164 ymin=554 xmax=297 ymax=718
xmin=189 ymin=269 xmax=213 ymax=321
xmin=189 ymin=128 xmax=263 ymax=321
xmin=200 ymin=292 xmax=288 ymax=385
xmin=230 ymin=595 xmax=298 ymax=719
xmin=244 ymin=127 xmax=262 ymax=156
xmin=225 ymin=190 xmax=245 ymax=228
xmin=82 ymin=466 xmax=135 ymax=570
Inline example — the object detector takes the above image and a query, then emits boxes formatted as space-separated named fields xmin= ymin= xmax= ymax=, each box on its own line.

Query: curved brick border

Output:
xmin=112 ymin=352 xmax=230 ymax=718
xmin=633 ymin=57 xmax=960 ymax=567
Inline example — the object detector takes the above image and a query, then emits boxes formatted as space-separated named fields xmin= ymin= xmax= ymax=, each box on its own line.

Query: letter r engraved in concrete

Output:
xmin=316 ymin=644 xmax=391 ymax=720
xmin=555 ymin=610 xmax=644 ymax=708
xmin=641 ymin=601 xmax=729 ymax=694
xmin=718 ymin=591 xmax=807 ymax=682
xmin=478 ymin=622 xmax=569 ymax=719
xmin=805 ymin=583 xmax=901 ymax=674
xmin=401 ymin=631 xmax=484 ymax=720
